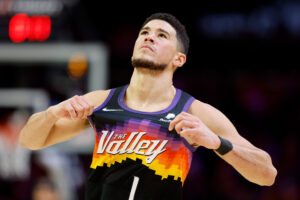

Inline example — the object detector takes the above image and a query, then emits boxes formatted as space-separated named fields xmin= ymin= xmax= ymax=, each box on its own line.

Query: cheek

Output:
xmin=132 ymin=42 xmax=140 ymax=57
xmin=158 ymin=45 xmax=175 ymax=60
xmin=132 ymin=37 xmax=146 ymax=54
xmin=133 ymin=40 xmax=139 ymax=52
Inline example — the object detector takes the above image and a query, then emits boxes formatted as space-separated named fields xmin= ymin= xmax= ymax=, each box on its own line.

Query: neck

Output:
xmin=125 ymin=68 xmax=176 ymax=110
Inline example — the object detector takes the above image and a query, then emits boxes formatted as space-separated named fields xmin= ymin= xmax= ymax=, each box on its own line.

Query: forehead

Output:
xmin=142 ymin=19 xmax=176 ymax=36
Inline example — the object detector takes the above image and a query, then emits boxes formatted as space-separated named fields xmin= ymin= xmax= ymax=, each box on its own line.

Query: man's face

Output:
xmin=131 ymin=19 xmax=179 ymax=70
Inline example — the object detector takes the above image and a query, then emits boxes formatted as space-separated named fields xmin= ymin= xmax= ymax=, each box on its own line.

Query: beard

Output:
xmin=131 ymin=58 xmax=168 ymax=71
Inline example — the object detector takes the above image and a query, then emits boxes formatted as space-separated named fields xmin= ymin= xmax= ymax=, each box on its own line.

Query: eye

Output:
xmin=140 ymin=30 xmax=148 ymax=35
xmin=158 ymin=33 xmax=167 ymax=38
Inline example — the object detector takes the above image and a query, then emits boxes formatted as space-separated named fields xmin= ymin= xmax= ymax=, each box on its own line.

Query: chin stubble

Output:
xmin=131 ymin=58 xmax=167 ymax=71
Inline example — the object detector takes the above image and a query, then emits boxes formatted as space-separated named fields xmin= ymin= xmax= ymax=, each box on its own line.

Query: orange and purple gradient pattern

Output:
xmin=90 ymin=119 xmax=193 ymax=184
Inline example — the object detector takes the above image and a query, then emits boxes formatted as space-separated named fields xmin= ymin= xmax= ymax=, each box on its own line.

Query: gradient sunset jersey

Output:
xmin=86 ymin=85 xmax=196 ymax=200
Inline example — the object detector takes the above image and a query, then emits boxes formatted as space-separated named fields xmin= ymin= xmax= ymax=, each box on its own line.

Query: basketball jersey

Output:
xmin=86 ymin=85 xmax=196 ymax=200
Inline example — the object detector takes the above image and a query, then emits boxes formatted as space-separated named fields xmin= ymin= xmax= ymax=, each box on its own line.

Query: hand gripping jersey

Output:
xmin=86 ymin=85 xmax=196 ymax=200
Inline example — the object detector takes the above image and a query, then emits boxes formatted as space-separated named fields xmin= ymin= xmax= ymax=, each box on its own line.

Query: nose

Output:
xmin=144 ymin=33 xmax=155 ymax=44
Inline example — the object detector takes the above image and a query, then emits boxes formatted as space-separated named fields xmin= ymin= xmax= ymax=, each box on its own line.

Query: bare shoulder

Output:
xmin=84 ymin=89 xmax=111 ymax=108
xmin=188 ymin=99 xmax=224 ymax=123
xmin=188 ymin=99 xmax=255 ymax=147
xmin=188 ymin=99 xmax=237 ymax=137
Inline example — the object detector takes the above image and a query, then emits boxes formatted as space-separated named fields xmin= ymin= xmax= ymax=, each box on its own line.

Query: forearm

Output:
xmin=19 ymin=107 xmax=58 ymax=150
xmin=215 ymin=143 xmax=277 ymax=186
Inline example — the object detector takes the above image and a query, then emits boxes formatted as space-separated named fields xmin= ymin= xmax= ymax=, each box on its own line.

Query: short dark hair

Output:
xmin=141 ymin=13 xmax=190 ymax=55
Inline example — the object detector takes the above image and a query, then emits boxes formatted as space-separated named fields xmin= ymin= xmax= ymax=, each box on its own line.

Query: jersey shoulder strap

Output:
xmin=92 ymin=86 xmax=123 ymax=112
xmin=172 ymin=89 xmax=195 ymax=114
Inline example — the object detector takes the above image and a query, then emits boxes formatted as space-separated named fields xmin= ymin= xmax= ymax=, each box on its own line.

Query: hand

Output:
xmin=47 ymin=95 xmax=94 ymax=120
xmin=168 ymin=112 xmax=220 ymax=149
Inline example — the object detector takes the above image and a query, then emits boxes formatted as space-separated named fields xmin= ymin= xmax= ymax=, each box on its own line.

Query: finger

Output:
xmin=81 ymin=96 xmax=95 ymax=116
xmin=180 ymin=128 xmax=198 ymax=140
xmin=174 ymin=120 xmax=195 ymax=134
xmin=169 ymin=114 xmax=184 ymax=131
xmin=169 ymin=112 xmax=194 ymax=131
xmin=65 ymin=101 xmax=77 ymax=119
xmin=180 ymin=128 xmax=198 ymax=135
xmin=70 ymin=97 xmax=85 ymax=119
xmin=180 ymin=129 xmax=200 ymax=147
xmin=82 ymin=95 xmax=94 ymax=107
xmin=75 ymin=96 xmax=92 ymax=118
xmin=180 ymin=112 xmax=196 ymax=121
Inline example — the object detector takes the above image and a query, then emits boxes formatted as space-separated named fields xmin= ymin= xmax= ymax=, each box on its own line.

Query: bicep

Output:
xmin=189 ymin=100 xmax=257 ymax=149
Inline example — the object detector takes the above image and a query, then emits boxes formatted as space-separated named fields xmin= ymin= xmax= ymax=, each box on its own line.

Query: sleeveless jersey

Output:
xmin=86 ymin=85 xmax=196 ymax=200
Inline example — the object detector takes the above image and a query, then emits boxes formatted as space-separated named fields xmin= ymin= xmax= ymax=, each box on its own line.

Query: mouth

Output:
xmin=140 ymin=44 xmax=154 ymax=52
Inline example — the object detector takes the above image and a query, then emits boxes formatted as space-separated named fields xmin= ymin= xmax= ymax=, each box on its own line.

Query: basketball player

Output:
xmin=19 ymin=13 xmax=277 ymax=200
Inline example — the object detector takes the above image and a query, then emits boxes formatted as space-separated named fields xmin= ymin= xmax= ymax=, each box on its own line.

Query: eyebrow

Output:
xmin=141 ymin=26 xmax=171 ymax=37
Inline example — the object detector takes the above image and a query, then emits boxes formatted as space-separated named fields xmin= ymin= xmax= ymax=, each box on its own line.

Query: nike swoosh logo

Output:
xmin=103 ymin=107 xmax=123 ymax=112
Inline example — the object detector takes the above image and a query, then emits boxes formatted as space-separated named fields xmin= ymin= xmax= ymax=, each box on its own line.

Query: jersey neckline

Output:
xmin=118 ymin=84 xmax=182 ymax=115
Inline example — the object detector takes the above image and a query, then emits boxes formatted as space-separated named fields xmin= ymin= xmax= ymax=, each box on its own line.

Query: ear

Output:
xmin=173 ymin=52 xmax=186 ymax=68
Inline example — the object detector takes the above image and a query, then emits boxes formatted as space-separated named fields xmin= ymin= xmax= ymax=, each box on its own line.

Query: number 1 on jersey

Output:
xmin=129 ymin=176 xmax=139 ymax=200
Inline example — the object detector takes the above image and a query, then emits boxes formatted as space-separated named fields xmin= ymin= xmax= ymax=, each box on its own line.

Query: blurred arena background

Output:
xmin=0 ymin=0 xmax=299 ymax=199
